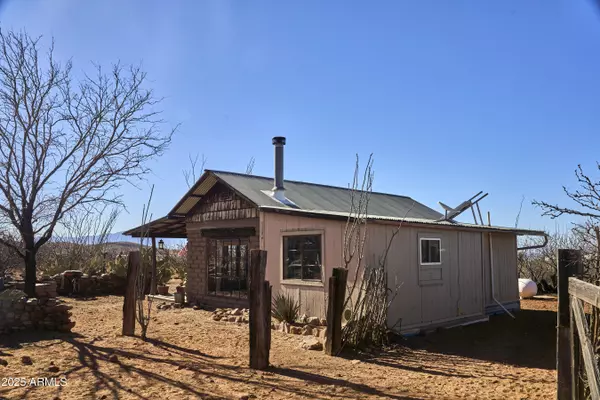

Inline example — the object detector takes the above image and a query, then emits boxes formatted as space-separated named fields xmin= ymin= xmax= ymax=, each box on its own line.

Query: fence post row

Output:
xmin=248 ymin=249 xmax=271 ymax=370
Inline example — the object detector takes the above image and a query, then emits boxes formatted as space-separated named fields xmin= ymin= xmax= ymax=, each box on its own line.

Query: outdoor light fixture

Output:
xmin=158 ymin=239 xmax=164 ymax=250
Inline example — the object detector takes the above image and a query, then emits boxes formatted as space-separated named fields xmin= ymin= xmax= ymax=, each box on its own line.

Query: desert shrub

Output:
xmin=271 ymin=293 xmax=300 ymax=323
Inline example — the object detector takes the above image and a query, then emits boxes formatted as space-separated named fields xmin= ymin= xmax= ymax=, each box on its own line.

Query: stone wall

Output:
xmin=0 ymin=291 xmax=74 ymax=335
xmin=50 ymin=272 xmax=127 ymax=296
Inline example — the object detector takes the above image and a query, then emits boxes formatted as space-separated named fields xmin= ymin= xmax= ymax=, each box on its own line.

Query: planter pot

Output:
xmin=176 ymin=286 xmax=185 ymax=294
xmin=174 ymin=292 xmax=185 ymax=304
xmin=157 ymin=285 xmax=169 ymax=296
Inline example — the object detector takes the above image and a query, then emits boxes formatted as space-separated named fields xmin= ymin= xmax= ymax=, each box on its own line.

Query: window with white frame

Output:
xmin=283 ymin=234 xmax=322 ymax=280
xmin=420 ymin=238 xmax=441 ymax=265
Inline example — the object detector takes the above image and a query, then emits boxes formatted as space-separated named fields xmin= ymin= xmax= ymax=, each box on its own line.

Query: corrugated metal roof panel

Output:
xmin=258 ymin=206 xmax=546 ymax=236
xmin=211 ymin=170 xmax=443 ymax=220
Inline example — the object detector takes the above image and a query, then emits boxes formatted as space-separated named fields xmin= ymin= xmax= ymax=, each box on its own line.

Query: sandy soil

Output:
xmin=0 ymin=296 xmax=557 ymax=400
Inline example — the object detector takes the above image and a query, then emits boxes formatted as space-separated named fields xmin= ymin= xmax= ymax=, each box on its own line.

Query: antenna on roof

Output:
xmin=437 ymin=191 xmax=489 ymax=224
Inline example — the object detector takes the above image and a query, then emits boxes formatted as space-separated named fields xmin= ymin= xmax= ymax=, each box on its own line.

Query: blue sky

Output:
xmin=2 ymin=0 xmax=600 ymax=234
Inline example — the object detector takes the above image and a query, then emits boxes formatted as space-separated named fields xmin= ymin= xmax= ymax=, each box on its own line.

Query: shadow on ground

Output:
xmin=361 ymin=305 xmax=556 ymax=377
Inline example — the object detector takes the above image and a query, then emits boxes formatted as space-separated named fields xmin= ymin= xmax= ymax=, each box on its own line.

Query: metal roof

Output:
xmin=131 ymin=169 xmax=545 ymax=238
xmin=123 ymin=216 xmax=187 ymax=238
xmin=170 ymin=170 xmax=443 ymax=220
xmin=259 ymin=206 xmax=546 ymax=236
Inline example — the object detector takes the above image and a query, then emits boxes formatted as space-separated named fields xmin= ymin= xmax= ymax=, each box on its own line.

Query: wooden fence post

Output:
xmin=557 ymin=249 xmax=581 ymax=400
xmin=325 ymin=267 xmax=348 ymax=356
xmin=122 ymin=251 xmax=140 ymax=336
xmin=249 ymin=249 xmax=271 ymax=370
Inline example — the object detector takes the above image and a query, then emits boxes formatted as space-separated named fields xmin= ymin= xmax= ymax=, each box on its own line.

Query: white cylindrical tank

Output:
xmin=518 ymin=278 xmax=538 ymax=299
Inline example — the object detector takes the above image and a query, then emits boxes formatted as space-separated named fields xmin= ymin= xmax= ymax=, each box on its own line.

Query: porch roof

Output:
xmin=122 ymin=216 xmax=187 ymax=238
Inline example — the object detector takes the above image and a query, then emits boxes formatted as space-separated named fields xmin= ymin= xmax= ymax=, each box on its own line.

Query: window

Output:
xmin=420 ymin=238 xmax=441 ymax=265
xmin=283 ymin=235 xmax=322 ymax=281
xmin=207 ymin=238 xmax=249 ymax=298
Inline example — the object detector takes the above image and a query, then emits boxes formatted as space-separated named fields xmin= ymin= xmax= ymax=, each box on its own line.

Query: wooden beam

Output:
xmin=569 ymin=278 xmax=600 ymax=309
xmin=248 ymin=249 xmax=271 ymax=370
xmin=571 ymin=296 xmax=600 ymax=399
xmin=122 ymin=251 xmax=140 ymax=336
xmin=151 ymin=238 xmax=157 ymax=295
xmin=325 ymin=267 xmax=348 ymax=356
xmin=557 ymin=249 xmax=580 ymax=400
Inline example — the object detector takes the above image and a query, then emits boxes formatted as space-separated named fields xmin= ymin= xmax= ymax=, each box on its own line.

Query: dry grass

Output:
xmin=0 ymin=296 xmax=557 ymax=400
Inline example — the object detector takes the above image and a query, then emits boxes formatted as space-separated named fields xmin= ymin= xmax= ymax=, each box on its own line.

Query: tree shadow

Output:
xmin=269 ymin=366 xmax=419 ymax=399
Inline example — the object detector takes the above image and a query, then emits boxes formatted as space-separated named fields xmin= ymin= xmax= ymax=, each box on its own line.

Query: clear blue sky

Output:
xmin=2 ymin=0 xmax=599 ymax=234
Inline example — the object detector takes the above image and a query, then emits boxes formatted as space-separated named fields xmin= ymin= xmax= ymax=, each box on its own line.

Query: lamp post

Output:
xmin=158 ymin=239 xmax=164 ymax=250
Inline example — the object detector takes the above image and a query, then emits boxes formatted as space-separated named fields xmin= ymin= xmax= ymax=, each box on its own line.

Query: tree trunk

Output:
xmin=24 ymin=246 xmax=36 ymax=297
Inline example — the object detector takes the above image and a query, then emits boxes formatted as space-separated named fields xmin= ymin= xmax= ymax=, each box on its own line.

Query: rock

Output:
xmin=228 ymin=316 xmax=237 ymax=322
xmin=231 ymin=308 xmax=243 ymax=316
xmin=290 ymin=326 xmax=302 ymax=335
xmin=235 ymin=316 xmax=243 ymax=323
xmin=173 ymin=303 xmax=182 ymax=309
xmin=319 ymin=327 xmax=327 ymax=340
xmin=300 ymin=338 xmax=323 ymax=351
xmin=306 ymin=317 xmax=320 ymax=326
xmin=0 ymin=359 xmax=7 ymax=366
xmin=26 ymin=298 xmax=39 ymax=306
xmin=212 ymin=315 xmax=222 ymax=321
xmin=48 ymin=365 xmax=59 ymax=373
xmin=312 ymin=328 xmax=320 ymax=337
xmin=301 ymin=325 xmax=313 ymax=335
xmin=271 ymin=322 xmax=277 ymax=330
xmin=350 ymin=359 xmax=361 ymax=365
xmin=108 ymin=354 xmax=119 ymax=363
xmin=21 ymin=356 xmax=33 ymax=365
xmin=279 ymin=322 xmax=290 ymax=333
xmin=320 ymin=318 xmax=327 ymax=326
xmin=298 ymin=314 xmax=308 ymax=324
xmin=192 ymin=305 xmax=200 ymax=310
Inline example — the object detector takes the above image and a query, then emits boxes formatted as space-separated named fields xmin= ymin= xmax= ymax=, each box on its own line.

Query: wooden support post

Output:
xmin=150 ymin=237 xmax=157 ymax=295
xmin=122 ymin=251 xmax=140 ymax=336
xmin=557 ymin=249 xmax=581 ymax=400
xmin=249 ymin=249 xmax=271 ymax=370
xmin=325 ymin=267 xmax=348 ymax=356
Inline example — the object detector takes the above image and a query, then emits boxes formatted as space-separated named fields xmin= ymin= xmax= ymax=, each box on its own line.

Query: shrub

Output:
xmin=271 ymin=293 xmax=300 ymax=323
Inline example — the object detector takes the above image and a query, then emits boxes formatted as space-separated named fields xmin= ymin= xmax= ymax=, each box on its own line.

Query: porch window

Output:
xmin=207 ymin=238 xmax=249 ymax=298
xmin=420 ymin=238 xmax=441 ymax=265
xmin=283 ymin=234 xmax=322 ymax=281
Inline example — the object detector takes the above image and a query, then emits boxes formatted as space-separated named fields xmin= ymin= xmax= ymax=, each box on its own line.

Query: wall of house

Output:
xmin=185 ymin=182 xmax=260 ymax=309
xmin=260 ymin=211 xmax=347 ymax=317
xmin=482 ymin=232 xmax=520 ymax=313
xmin=365 ymin=224 xmax=518 ymax=332
xmin=260 ymin=211 xmax=520 ymax=328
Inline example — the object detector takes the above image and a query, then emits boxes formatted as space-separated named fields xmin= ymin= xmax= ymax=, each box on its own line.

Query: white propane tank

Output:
xmin=518 ymin=278 xmax=538 ymax=299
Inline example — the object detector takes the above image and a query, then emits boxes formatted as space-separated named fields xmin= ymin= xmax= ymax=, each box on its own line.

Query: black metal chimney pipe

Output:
xmin=272 ymin=136 xmax=286 ymax=191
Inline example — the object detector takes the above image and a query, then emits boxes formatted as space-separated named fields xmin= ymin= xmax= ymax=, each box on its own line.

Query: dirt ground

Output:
xmin=0 ymin=296 xmax=557 ymax=400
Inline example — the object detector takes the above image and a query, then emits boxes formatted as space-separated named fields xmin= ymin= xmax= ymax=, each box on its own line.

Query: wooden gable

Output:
xmin=187 ymin=182 xmax=258 ymax=222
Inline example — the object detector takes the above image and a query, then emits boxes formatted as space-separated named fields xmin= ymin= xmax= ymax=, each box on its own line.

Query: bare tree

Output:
xmin=343 ymin=153 xmax=374 ymax=309
xmin=37 ymin=205 xmax=120 ymax=277
xmin=0 ymin=30 xmax=173 ymax=296
xmin=136 ymin=185 xmax=154 ymax=340
xmin=533 ymin=164 xmax=600 ymax=219
xmin=183 ymin=153 xmax=207 ymax=188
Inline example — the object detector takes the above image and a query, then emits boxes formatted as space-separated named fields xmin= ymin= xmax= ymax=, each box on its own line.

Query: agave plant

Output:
xmin=271 ymin=292 xmax=300 ymax=323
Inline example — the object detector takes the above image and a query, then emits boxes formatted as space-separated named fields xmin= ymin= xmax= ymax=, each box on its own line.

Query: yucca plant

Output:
xmin=271 ymin=293 xmax=300 ymax=323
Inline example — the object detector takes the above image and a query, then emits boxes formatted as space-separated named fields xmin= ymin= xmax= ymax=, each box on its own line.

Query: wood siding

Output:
xmin=482 ymin=232 xmax=519 ymax=308
xmin=260 ymin=211 xmax=345 ymax=317
xmin=187 ymin=182 xmax=258 ymax=222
